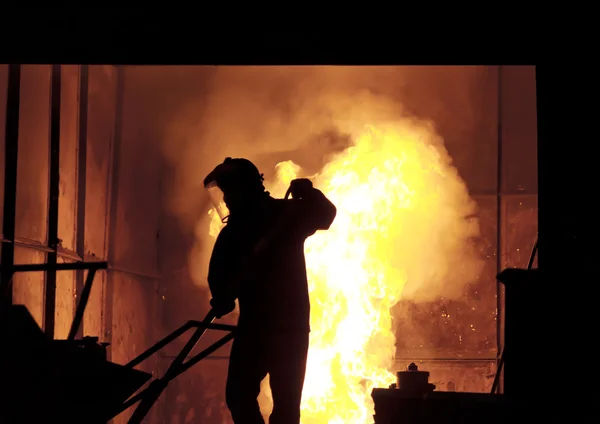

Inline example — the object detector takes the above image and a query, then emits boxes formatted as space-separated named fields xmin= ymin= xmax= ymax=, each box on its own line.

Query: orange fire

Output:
xmin=207 ymin=123 xmax=480 ymax=423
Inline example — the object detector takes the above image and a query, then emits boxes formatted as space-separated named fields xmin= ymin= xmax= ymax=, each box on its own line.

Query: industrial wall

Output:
xmin=0 ymin=65 xmax=163 ymax=424
xmin=0 ymin=65 xmax=537 ymax=424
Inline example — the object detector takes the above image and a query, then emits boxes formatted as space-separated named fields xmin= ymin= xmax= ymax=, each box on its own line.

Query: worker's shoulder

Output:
xmin=215 ymin=222 xmax=235 ymax=240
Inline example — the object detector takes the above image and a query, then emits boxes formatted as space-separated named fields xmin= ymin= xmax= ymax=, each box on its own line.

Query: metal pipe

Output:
xmin=125 ymin=310 xmax=221 ymax=424
xmin=495 ymin=65 xmax=504 ymax=393
xmin=43 ymin=64 xmax=62 ymax=338
xmin=5 ymin=261 xmax=107 ymax=272
xmin=108 ymin=265 xmax=162 ymax=281
xmin=396 ymin=358 xmax=497 ymax=362
xmin=0 ymin=236 xmax=83 ymax=261
xmin=127 ymin=335 xmax=235 ymax=424
xmin=74 ymin=64 xmax=89 ymax=339
xmin=125 ymin=321 xmax=196 ymax=369
xmin=67 ymin=267 xmax=97 ymax=340
xmin=0 ymin=64 xmax=21 ymax=311
xmin=104 ymin=65 xmax=126 ymax=360
xmin=527 ymin=233 xmax=538 ymax=270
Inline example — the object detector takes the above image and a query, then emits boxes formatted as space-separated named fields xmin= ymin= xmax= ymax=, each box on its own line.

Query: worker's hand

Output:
xmin=289 ymin=178 xmax=314 ymax=199
xmin=210 ymin=298 xmax=236 ymax=319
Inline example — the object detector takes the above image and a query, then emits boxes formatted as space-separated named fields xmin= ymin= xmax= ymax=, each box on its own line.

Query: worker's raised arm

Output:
xmin=288 ymin=178 xmax=337 ymax=236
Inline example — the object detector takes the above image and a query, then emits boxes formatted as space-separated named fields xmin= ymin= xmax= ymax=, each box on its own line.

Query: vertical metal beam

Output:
xmin=43 ymin=65 xmax=62 ymax=338
xmin=104 ymin=65 xmax=126 ymax=360
xmin=495 ymin=65 xmax=504 ymax=393
xmin=0 ymin=65 xmax=21 ymax=312
xmin=74 ymin=65 xmax=89 ymax=339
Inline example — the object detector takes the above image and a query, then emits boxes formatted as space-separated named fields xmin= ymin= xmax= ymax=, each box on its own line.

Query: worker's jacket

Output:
xmin=208 ymin=189 xmax=336 ymax=334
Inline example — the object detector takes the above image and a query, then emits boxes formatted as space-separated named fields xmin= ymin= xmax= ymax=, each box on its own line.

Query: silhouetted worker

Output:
xmin=203 ymin=157 xmax=336 ymax=424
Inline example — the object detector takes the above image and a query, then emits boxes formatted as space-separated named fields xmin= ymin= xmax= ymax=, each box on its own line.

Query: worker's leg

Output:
xmin=267 ymin=332 xmax=310 ymax=424
xmin=226 ymin=331 xmax=268 ymax=424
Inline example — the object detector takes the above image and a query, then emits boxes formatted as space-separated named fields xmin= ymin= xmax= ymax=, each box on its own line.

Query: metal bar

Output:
xmin=123 ymin=330 xmax=235 ymax=424
xmin=104 ymin=65 xmax=126 ymax=360
xmin=159 ymin=354 xmax=231 ymax=360
xmin=109 ymin=265 xmax=163 ymax=281
xmin=56 ymin=246 xmax=82 ymax=262
xmin=0 ymin=64 xmax=21 ymax=311
xmin=75 ymin=64 xmax=89 ymax=339
xmin=527 ymin=233 xmax=539 ymax=270
xmin=0 ymin=237 xmax=83 ymax=261
xmin=176 ymin=331 xmax=235 ymax=377
xmin=5 ymin=236 xmax=53 ymax=252
xmin=470 ymin=192 xmax=539 ymax=198
xmin=170 ymin=310 xmax=217 ymax=370
xmin=125 ymin=321 xmax=195 ymax=368
xmin=187 ymin=320 xmax=236 ymax=332
xmin=395 ymin=358 xmax=497 ymax=362
xmin=43 ymin=64 xmax=62 ymax=338
xmin=124 ymin=310 xmax=219 ymax=424
xmin=3 ymin=261 xmax=107 ymax=272
xmin=67 ymin=267 xmax=97 ymax=340
xmin=495 ymin=65 xmax=504 ymax=393
xmin=126 ymin=320 xmax=237 ymax=369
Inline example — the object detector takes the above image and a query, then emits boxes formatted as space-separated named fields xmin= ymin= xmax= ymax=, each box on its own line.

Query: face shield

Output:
xmin=205 ymin=181 xmax=230 ymax=223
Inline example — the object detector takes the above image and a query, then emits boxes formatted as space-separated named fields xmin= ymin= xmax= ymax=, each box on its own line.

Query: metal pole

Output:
xmin=126 ymin=309 xmax=219 ymax=424
xmin=67 ymin=267 xmax=97 ymax=340
xmin=0 ymin=64 xmax=21 ymax=312
xmin=43 ymin=64 xmax=62 ymax=338
xmin=104 ymin=65 xmax=126 ymax=360
xmin=495 ymin=65 xmax=504 ymax=393
xmin=74 ymin=64 xmax=89 ymax=339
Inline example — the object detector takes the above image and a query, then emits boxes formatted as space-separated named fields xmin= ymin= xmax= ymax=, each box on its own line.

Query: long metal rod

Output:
xmin=124 ymin=309 xmax=225 ymax=424
xmin=67 ymin=267 xmax=97 ymax=340
xmin=395 ymin=358 xmax=497 ymax=362
xmin=495 ymin=65 xmax=504 ymax=393
xmin=527 ymin=233 xmax=539 ymax=270
xmin=74 ymin=64 xmax=89 ymax=339
xmin=125 ymin=319 xmax=237 ymax=369
xmin=126 ymin=310 xmax=218 ymax=423
xmin=104 ymin=65 xmax=126 ymax=361
xmin=125 ymin=321 xmax=196 ymax=368
xmin=44 ymin=64 xmax=62 ymax=338
xmin=109 ymin=333 xmax=234 ymax=424
xmin=0 ymin=64 xmax=21 ymax=312
xmin=3 ymin=261 xmax=107 ymax=272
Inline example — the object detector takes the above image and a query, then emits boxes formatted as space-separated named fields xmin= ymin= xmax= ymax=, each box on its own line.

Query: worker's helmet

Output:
xmin=203 ymin=157 xmax=266 ymax=222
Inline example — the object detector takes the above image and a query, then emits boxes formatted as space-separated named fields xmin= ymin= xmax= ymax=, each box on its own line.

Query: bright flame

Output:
xmin=207 ymin=123 xmax=481 ymax=423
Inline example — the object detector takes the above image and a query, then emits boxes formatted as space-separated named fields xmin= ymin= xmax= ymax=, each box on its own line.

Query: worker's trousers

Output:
xmin=226 ymin=330 xmax=309 ymax=424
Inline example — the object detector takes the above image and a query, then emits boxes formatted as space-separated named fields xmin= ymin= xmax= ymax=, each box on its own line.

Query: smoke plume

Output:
xmin=158 ymin=66 xmax=484 ymax=303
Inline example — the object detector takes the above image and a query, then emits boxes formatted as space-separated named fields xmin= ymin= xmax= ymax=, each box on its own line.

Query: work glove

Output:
xmin=210 ymin=297 xmax=236 ymax=319
xmin=289 ymin=178 xmax=314 ymax=199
